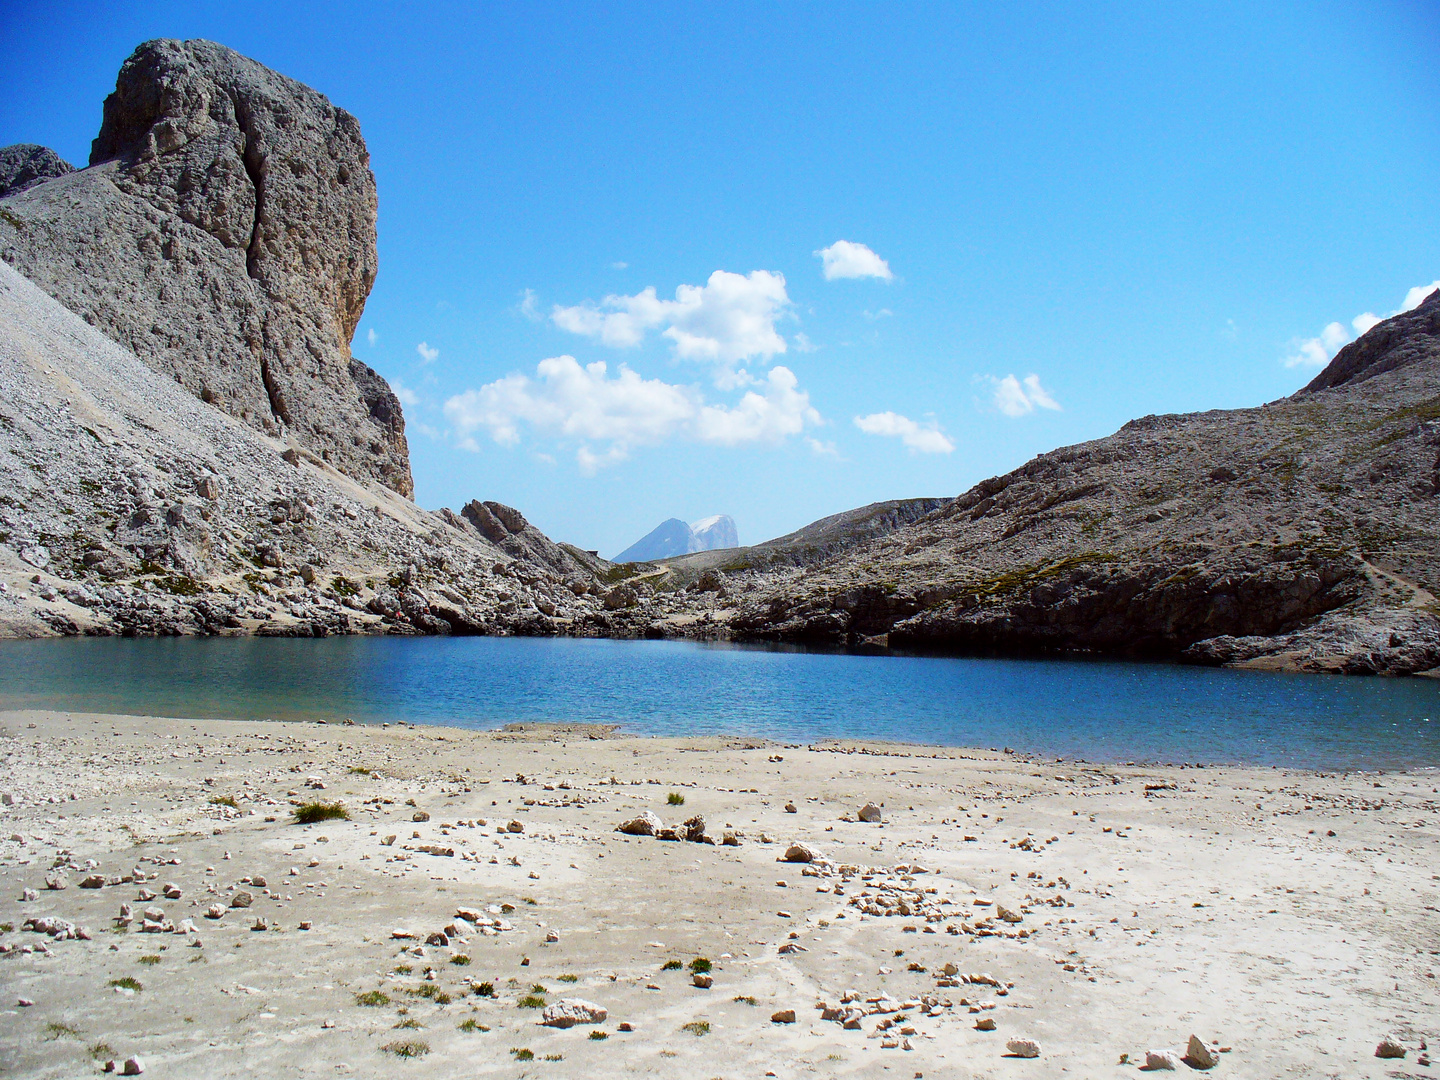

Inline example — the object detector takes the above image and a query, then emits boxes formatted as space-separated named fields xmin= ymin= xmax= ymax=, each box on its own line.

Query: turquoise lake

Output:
xmin=0 ymin=636 xmax=1436 ymax=770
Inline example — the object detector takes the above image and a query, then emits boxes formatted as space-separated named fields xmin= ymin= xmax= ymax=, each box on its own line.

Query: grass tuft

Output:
xmin=381 ymin=1039 xmax=430 ymax=1058
xmin=138 ymin=955 xmax=162 ymax=966
xmin=44 ymin=1022 xmax=81 ymax=1041
xmin=458 ymin=1018 xmax=490 ymax=1032
xmin=393 ymin=1018 xmax=424 ymax=1029
xmin=355 ymin=989 xmax=390 ymax=1007
xmin=511 ymin=1048 xmax=534 ymax=1061
xmin=556 ymin=973 xmax=578 ymax=983
xmin=108 ymin=976 xmax=142 ymax=992
xmin=661 ymin=960 xmax=682 ymax=971
xmin=589 ymin=1030 xmax=608 ymax=1040
xmin=210 ymin=795 xmax=239 ymax=808
xmin=449 ymin=954 xmax=471 ymax=966
xmin=667 ymin=792 xmax=685 ymax=805
xmin=88 ymin=1043 xmax=115 ymax=1060
xmin=680 ymin=1021 xmax=711 ymax=1036
xmin=473 ymin=981 xmax=495 ymax=997
xmin=733 ymin=995 xmax=758 ymax=1005
xmin=294 ymin=801 xmax=349 ymax=824
xmin=689 ymin=957 xmax=711 ymax=974
xmin=516 ymin=994 xmax=546 ymax=1009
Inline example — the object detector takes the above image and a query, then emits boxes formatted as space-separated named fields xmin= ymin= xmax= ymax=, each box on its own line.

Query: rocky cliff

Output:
xmin=0 ymin=39 xmax=411 ymax=497
xmin=722 ymin=294 xmax=1440 ymax=675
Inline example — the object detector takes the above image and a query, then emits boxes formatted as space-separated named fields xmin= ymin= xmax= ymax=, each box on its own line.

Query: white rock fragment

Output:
xmin=858 ymin=802 xmax=883 ymax=823
xmin=616 ymin=810 xmax=663 ymax=836
xmin=1185 ymin=1035 xmax=1218 ymax=1069
xmin=1145 ymin=1050 xmax=1177 ymax=1070
xmin=781 ymin=842 xmax=821 ymax=863
xmin=540 ymin=998 xmax=607 ymax=1027
xmin=1006 ymin=1038 xmax=1040 ymax=1058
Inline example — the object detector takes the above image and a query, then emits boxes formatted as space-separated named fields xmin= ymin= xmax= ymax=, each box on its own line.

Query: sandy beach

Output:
xmin=0 ymin=708 xmax=1436 ymax=1078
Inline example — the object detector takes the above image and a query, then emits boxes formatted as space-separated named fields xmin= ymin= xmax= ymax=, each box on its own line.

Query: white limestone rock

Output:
xmin=540 ymin=998 xmax=607 ymax=1028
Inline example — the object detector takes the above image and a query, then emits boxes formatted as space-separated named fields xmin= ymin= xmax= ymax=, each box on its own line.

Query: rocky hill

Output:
xmin=0 ymin=258 xmax=616 ymax=638
xmin=724 ymin=295 xmax=1440 ymax=676
xmin=658 ymin=498 xmax=950 ymax=577
xmin=0 ymin=145 xmax=73 ymax=197
xmin=0 ymin=39 xmax=410 ymax=496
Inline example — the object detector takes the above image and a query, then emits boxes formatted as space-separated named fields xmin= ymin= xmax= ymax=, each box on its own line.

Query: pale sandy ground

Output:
xmin=0 ymin=709 xmax=1436 ymax=1079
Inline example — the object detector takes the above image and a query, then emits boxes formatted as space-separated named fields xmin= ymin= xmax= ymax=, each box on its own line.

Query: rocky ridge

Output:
xmin=0 ymin=39 xmax=410 ymax=496
xmin=720 ymin=294 xmax=1440 ymax=675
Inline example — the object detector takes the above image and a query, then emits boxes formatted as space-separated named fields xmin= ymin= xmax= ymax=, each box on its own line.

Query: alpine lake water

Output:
xmin=0 ymin=636 xmax=1436 ymax=771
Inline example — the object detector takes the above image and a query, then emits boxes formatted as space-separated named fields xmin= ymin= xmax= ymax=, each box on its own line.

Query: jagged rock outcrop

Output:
xmin=447 ymin=501 xmax=599 ymax=581
xmin=0 ymin=39 xmax=411 ymax=497
xmin=723 ymin=291 xmax=1440 ymax=675
xmin=0 ymin=145 xmax=74 ymax=197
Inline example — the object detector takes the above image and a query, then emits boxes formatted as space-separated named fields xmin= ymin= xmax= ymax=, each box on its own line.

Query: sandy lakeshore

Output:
xmin=0 ymin=709 xmax=1436 ymax=1078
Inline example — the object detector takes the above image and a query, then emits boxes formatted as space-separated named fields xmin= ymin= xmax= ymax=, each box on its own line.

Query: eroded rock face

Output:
xmin=0 ymin=144 xmax=75 ymax=197
xmin=0 ymin=39 xmax=411 ymax=497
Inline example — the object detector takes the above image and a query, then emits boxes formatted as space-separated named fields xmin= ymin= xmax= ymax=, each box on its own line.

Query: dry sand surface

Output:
xmin=0 ymin=709 xmax=1436 ymax=1078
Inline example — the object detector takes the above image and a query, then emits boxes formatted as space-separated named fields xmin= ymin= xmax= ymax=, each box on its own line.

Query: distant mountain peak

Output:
xmin=690 ymin=514 xmax=738 ymax=551
xmin=615 ymin=514 xmax=738 ymax=563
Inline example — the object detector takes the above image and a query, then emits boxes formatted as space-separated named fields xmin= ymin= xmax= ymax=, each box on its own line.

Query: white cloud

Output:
xmin=792 ymin=331 xmax=817 ymax=353
xmin=815 ymin=240 xmax=894 ymax=281
xmin=1287 ymin=280 xmax=1439 ymax=368
xmin=388 ymin=378 xmax=420 ymax=408
xmin=551 ymin=270 xmax=791 ymax=380
xmin=610 ymin=261 xmax=629 ymax=270
xmin=442 ymin=356 xmax=821 ymax=471
xmin=986 ymin=374 xmax=1062 ymax=418
xmin=575 ymin=444 xmax=630 ymax=475
xmin=693 ymin=367 xmax=821 ymax=446
xmin=853 ymin=411 xmax=954 ymax=454
xmin=863 ymin=308 xmax=893 ymax=320
xmin=517 ymin=288 xmax=543 ymax=322
xmin=1283 ymin=321 xmax=1349 ymax=368
xmin=366 ymin=328 xmax=378 ymax=347
xmin=806 ymin=437 xmax=840 ymax=458
xmin=1403 ymin=280 xmax=1440 ymax=311
xmin=416 ymin=341 xmax=439 ymax=365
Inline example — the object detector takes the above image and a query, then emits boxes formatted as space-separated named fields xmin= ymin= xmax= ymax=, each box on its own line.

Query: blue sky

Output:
xmin=3 ymin=2 xmax=1438 ymax=557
